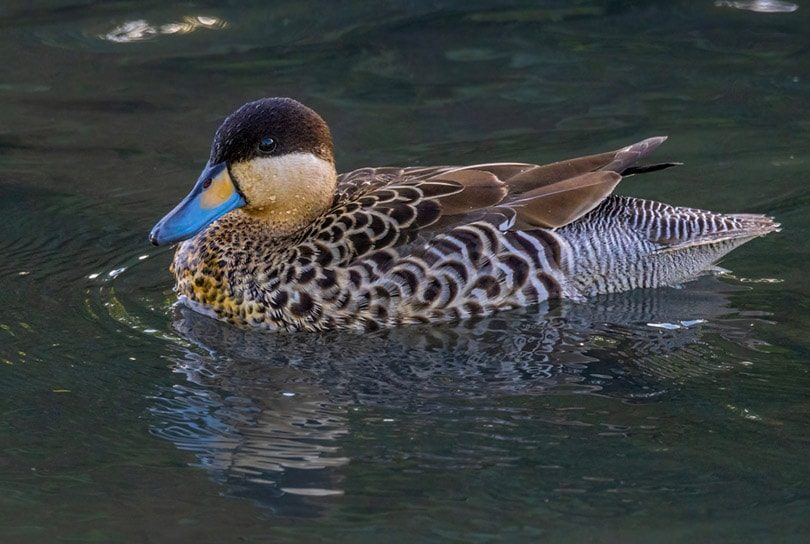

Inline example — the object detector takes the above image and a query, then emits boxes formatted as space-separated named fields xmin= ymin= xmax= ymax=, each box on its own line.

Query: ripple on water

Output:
xmin=83 ymin=251 xmax=788 ymax=512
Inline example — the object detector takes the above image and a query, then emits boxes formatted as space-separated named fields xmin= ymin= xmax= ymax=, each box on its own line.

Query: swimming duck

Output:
xmin=149 ymin=97 xmax=779 ymax=332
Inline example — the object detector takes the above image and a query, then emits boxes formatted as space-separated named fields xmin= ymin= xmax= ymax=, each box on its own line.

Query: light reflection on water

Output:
xmin=100 ymin=16 xmax=228 ymax=43
xmin=715 ymin=0 xmax=800 ymax=13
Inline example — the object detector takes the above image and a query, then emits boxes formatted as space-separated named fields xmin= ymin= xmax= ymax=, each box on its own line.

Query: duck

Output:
xmin=149 ymin=97 xmax=779 ymax=332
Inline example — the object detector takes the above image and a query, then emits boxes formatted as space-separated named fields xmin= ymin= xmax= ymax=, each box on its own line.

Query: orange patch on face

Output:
xmin=200 ymin=169 xmax=236 ymax=209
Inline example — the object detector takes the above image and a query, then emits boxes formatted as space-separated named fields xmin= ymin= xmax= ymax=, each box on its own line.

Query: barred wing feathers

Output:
xmin=322 ymin=136 xmax=672 ymax=266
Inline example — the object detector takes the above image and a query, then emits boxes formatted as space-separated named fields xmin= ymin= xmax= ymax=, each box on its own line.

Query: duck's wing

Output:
xmin=334 ymin=165 xmax=462 ymax=204
xmin=319 ymin=137 xmax=673 ymax=266
xmin=427 ymin=136 xmax=677 ymax=228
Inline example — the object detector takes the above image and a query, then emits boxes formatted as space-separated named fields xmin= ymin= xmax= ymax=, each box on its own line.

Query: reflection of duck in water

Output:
xmin=152 ymin=277 xmax=770 ymax=512
xmin=149 ymin=97 xmax=778 ymax=331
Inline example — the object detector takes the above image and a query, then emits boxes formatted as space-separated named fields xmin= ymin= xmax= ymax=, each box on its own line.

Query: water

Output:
xmin=1 ymin=1 xmax=808 ymax=541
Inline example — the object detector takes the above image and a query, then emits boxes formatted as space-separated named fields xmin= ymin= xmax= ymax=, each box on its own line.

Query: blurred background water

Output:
xmin=0 ymin=1 xmax=808 ymax=542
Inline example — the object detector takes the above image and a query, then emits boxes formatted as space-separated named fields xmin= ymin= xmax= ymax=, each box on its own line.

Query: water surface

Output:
xmin=1 ymin=1 xmax=808 ymax=542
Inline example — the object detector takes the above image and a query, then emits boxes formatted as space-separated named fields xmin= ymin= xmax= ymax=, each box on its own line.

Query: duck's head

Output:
xmin=149 ymin=97 xmax=335 ymax=246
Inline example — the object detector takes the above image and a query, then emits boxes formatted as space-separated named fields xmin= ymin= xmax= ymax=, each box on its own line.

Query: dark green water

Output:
xmin=1 ymin=1 xmax=808 ymax=542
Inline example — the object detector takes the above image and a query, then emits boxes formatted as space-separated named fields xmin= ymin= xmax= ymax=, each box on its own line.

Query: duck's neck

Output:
xmin=228 ymin=208 xmax=318 ymax=243
xmin=204 ymin=211 xmax=305 ymax=274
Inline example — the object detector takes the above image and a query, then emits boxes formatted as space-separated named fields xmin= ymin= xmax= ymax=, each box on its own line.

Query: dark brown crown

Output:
xmin=210 ymin=97 xmax=334 ymax=165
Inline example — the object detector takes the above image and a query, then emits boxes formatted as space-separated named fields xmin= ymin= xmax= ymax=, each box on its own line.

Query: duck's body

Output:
xmin=150 ymin=98 xmax=778 ymax=332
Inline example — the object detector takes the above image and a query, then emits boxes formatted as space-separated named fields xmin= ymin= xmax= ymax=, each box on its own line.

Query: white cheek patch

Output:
xmin=230 ymin=152 xmax=336 ymax=231
xmin=232 ymin=153 xmax=335 ymax=206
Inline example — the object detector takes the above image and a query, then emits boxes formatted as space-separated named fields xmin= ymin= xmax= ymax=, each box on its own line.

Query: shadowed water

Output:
xmin=1 ymin=1 xmax=809 ymax=542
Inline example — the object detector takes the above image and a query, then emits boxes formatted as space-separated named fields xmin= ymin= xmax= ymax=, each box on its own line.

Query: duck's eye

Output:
xmin=258 ymin=136 xmax=277 ymax=154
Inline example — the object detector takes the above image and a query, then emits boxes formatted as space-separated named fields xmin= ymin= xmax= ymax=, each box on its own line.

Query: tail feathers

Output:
xmin=651 ymin=212 xmax=780 ymax=254
xmin=622 ymin=162 xmax=682 ymax=176
xmin=602 ymin=136 xmax=668 ymax=173
xmin=728 ymin=213 xmax=782 ymax=233
xmin=557 ymin=197 xmax=779 ymax=297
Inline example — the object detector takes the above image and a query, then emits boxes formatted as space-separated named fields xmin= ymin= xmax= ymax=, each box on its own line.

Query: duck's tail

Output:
xmin=556 ymin=196 xmax=780 ymax=297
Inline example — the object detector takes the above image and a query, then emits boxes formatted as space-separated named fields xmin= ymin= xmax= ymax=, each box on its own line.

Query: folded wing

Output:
xmin=321 ymin=137 xmax=674 ymax=266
